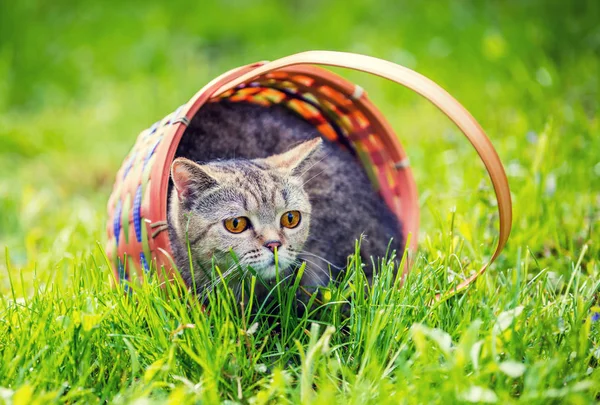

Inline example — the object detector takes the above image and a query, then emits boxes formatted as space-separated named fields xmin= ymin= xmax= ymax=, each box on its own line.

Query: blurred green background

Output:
xmin=0 ymin=0 xmax=598 ymax=290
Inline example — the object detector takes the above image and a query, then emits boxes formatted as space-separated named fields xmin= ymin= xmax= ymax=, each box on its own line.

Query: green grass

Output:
xmin=1 ymin=0 xmax=599 ymax=403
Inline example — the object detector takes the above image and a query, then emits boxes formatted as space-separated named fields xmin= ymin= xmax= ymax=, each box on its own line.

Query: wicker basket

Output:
xmin=105 ymin=51 xmax=512 ymax=293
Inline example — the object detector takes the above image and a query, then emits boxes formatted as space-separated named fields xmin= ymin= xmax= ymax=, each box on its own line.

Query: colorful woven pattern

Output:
xmin=106 ymin=63 xmax=418 ymax=284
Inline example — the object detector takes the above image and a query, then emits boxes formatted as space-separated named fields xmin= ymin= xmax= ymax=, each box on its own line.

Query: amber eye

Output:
xmin=224 ymin=217 xmax=249 ymax=233
xmin=280 ymin=210 xmax=301 ymax=229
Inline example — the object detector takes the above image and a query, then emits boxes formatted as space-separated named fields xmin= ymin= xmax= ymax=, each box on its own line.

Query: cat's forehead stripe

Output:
xmin=243 ymin=185 xmax=262 ymax=210
xmin=281 ymin=188 xmax=290 ymax=205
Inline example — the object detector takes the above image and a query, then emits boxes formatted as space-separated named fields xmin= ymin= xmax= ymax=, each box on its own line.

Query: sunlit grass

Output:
xmin=1 ymin=243 xmax=598 ymax=403
xmin=1 ymin=0 xmax=599 ymax=403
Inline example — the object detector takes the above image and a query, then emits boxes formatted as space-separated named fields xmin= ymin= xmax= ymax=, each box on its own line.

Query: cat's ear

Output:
xmin=171 ymin=158 xmax=219 ymax=198
xmin=265 ymin=138 xmax=323 ymax=177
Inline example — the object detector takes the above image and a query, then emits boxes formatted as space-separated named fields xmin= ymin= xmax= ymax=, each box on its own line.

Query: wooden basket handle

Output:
xmin=204 ymin=51 xmax=512 ymax=297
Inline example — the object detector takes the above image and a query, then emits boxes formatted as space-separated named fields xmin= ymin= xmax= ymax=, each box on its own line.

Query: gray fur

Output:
xmin=168 ymin=101 xmax=403 ymax=294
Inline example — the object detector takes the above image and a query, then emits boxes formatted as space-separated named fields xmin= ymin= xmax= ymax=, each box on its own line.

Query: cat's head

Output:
xmin=169 ymin=138 xmax=322 ymax=281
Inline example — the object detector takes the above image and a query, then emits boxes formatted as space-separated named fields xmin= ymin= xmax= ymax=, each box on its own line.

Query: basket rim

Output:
xmin=107 ymin=51 xmax=512 ymax=300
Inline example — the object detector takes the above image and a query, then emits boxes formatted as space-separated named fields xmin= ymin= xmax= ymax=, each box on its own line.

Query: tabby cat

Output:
xmin=168 ymin=101 xmax=403 ymax=296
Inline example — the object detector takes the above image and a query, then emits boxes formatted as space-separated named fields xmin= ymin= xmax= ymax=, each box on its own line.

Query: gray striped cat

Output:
xmin=168 ymin=101 xmax=403 ymax=297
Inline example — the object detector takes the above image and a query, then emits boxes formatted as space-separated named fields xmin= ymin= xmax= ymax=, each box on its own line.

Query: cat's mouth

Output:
xmin=246 ymin=257 xmax=294 ymax=281
xmin=253 ymin=262 xmax=288 ymax=281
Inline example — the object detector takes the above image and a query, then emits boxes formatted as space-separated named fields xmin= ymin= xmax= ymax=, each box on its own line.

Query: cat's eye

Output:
xmin=281 ymin=211 xmax=301 ymax=229
xmin=224 ymin=217 xmax=249 ymax=233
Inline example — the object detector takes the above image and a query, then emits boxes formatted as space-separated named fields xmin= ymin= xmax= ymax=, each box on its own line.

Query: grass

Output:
xmin=1 ymin=0 xmax=599 ymax=403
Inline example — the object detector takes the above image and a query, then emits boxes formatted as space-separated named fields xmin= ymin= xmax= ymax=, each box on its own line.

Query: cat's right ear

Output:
xmin=264 ymin=137 xmax=323 ymax=177
xmin=171 ymin=158 xmax=218 ymax=199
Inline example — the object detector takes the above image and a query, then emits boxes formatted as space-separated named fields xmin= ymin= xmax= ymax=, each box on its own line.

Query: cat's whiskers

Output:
xmin=297 ymin=250 xmax=344 ymax=270
xmin=296 ymin=257 xmax=330 ymax=281
xmin=234 ymin=267 xmax=255 ymax=302
xmin=301 ymin=168 xmax=327 ymax=188
xmin=202 ymin=262 xmax=240 ymax=295
xmin=298 ymin=151 xmax=330 ymax=178
xmin=293 ymin=260 xmax=327 ymax=289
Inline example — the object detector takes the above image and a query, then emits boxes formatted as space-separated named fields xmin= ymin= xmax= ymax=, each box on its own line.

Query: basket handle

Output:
xmin=211 ymin=51 xmax=512 ymax=298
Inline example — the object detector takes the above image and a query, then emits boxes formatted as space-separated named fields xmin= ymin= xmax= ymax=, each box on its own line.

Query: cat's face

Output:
xmin=169 ymin=138 xmax=322 ymax=282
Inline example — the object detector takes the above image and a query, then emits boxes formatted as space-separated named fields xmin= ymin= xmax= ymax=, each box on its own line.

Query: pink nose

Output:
xmin=264 ymin=240 xmax=282 ymax=253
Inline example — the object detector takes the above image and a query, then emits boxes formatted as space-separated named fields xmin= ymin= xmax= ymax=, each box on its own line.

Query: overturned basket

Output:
xmin=106 ymin=51 xmax=512 ymax=294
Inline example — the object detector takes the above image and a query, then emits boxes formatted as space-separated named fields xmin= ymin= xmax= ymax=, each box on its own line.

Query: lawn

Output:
xmin=1 ymin=1 xmax=599 ymax=403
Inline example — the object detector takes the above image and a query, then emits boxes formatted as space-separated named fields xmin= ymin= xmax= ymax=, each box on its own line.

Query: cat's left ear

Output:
xmin=171 ymin=158 xmax=219 ymax=199
xmin=264 ymin=138 xmax=323 ymax=177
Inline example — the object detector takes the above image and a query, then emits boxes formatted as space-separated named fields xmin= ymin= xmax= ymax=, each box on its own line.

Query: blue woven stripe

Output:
xmin=122 ymin=152 xmax=137 ymax=180
xmin=113 ymin=200 xmax=122 ymax=246
xmin=143 ymin=138 xmax=161 ymax=169
xmin=145 ymin=121 xmax=159 ymax=138
xmin=133 ymin=185 xmax=143 ymax=242
xmin=140 ymin=252 xmax=149 ymax=272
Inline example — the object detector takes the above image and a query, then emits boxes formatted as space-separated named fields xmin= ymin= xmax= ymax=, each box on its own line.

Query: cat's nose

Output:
xmin=264 ymin=240 xmax=282 ymax=253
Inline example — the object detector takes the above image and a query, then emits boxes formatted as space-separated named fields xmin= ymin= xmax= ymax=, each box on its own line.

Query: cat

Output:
xmin=167 ymin=101 xmax=403 ymax=297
